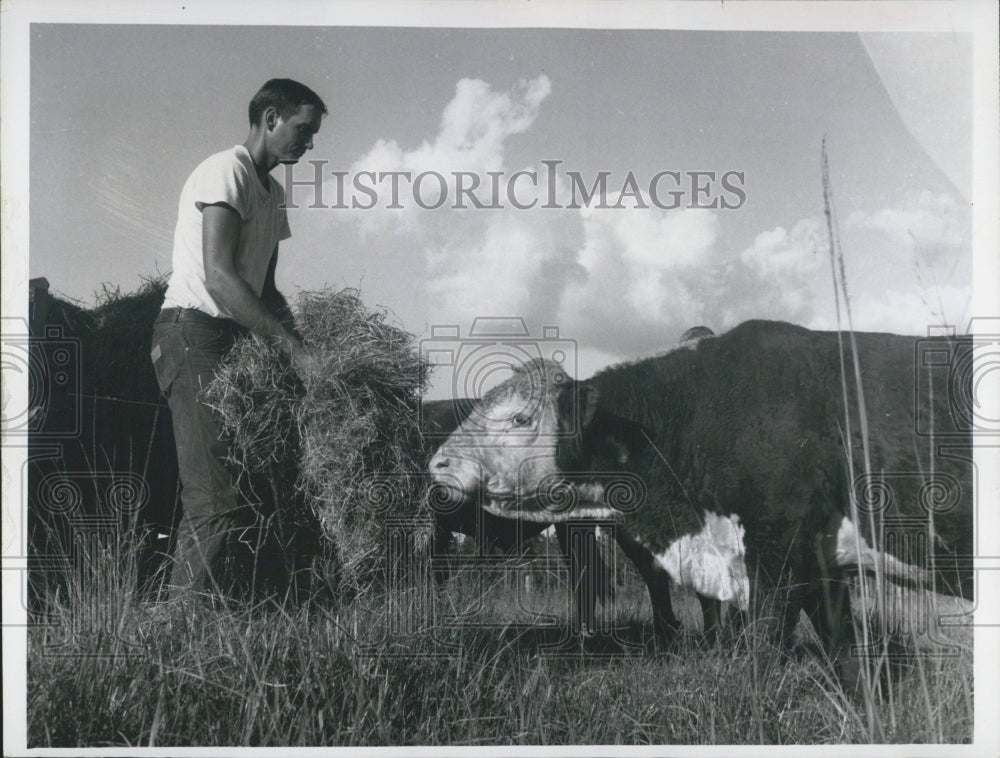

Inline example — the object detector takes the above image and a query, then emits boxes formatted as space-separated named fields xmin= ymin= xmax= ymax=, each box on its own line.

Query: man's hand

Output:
xmin=284 ymin=337 xmax=319 ymax=381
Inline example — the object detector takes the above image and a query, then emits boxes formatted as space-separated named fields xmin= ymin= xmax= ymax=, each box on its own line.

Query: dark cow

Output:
xmin=420 ymin=398 xmax=611 ymax=633
xmin=429 ymin=320 xmax=973 ymax=664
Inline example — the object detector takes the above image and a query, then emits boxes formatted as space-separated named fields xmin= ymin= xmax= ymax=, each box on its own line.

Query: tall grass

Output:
xmin=27 ymin=520 xmax=972 ymax=747
xmin=820 ymin=139 xmax=972 ymax=742
xmin=822 ymin=137 xmax=883 ymax=729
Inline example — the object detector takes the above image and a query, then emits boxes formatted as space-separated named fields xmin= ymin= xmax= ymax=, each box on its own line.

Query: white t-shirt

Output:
xmin=162 ymin=145 xmax=291 ymax=318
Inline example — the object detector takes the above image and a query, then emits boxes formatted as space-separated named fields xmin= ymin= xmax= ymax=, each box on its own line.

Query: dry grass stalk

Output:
xmin=203 ymin=288 xmax=431 ymax=595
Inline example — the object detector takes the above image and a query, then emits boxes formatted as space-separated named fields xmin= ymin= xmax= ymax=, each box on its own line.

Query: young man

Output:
xmin=151 ymin=79 xmax=325 ymax=596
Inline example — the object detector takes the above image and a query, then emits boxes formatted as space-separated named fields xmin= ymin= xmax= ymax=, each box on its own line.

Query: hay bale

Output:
xmin=202 ymin=288 xmax=431 ymax=595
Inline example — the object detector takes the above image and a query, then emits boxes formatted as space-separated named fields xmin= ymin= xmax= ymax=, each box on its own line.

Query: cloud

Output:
xmin=736 ymin=192 xmax=971 ymax=335
xmin=575 ymin=187 xmax=972 ymax=352
xmin=845 ymin=191 xmax=968 ymax=266
xmin=557 ymin=205 xmax=723 ymax=354
xmin=323 ymin=73 xmax=736 ymax=365
xmin=304 ymin=74 xmax=970 ymax=395
xmin=553 ymin=187 xmax=966 ymax=356
xmin=333 ymin=75 xmax=553 ymax=239
xmin=836 ymin=191 xmax=971 ymax=329
xmin=736 ymin=218 xmax=827 ymax=324
xmin=423 ymin=210 xmax=578 ymax=324
xmin=435 ymin=76 xmax=552 ymax=165
xmin=375 ymin=74 xmax=551 ymax=174
xmin=826 ymin=286 xmax=971 ymax=336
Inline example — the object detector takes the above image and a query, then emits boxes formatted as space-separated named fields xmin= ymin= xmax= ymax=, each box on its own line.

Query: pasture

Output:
xmin=23 ymin=260 xmax=976 ymax=748
xmin=27 ymin=527 xmax=973 ymax=747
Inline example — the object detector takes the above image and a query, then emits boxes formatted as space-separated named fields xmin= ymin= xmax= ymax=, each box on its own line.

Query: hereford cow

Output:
xmin=429 ymin=320 xmax=973 ymax=664
xmin=421 ymin=397 xmax=612 ymax=634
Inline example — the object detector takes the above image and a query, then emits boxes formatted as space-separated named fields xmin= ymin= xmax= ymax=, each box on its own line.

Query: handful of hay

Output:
xmin=202 ymin=288 xmax=431 ymax=595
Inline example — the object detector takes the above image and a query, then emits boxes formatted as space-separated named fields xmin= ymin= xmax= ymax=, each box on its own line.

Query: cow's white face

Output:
xmin=430 ymin=393 xmax=560 ymax=499
xmin=429 ymin=359 xmax=610 ymax=521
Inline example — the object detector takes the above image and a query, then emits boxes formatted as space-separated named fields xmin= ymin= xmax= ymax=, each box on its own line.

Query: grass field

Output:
xmin=26 ymin=536 xmax=973 ymax=748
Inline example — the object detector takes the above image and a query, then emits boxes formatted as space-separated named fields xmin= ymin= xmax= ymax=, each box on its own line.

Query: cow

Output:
xmin=428 ymin=320 xmax=973 ymax=666
xmin=420 ymin=397 xmax=612 ymax=634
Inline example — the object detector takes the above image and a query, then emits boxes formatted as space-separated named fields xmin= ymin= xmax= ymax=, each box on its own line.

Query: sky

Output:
xmin=26 ymin=21 xmax=977 ymax=398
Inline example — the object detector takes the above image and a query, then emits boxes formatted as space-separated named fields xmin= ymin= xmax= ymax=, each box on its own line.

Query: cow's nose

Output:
xmin=432 ymin=453 xmax=450 ymax=470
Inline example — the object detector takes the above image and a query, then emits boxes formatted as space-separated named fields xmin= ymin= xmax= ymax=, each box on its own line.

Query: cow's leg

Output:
xmin=613 ymin=529 xmax=678 ymax=641
xmin=804 ymin=527 xmax=862 ymax=687
xmin=726 ymin=603 xmax=750 ymax=646
xmin=697 ymin=597 xmax=748 ymax=644
xmin=646 ymin=574 xmax=677 ymax=641
xmin=800 ymin=577 xmax=860 ymax=687
xmin=698 ymin=594 xmax=723 ymax=643
xmin=430 ymin=520 xmax=454 ymax=584
xmin=800 ymin=579 xmax=853 ymax=652
xmin=555 ymin=522 xmax=599 ymax=635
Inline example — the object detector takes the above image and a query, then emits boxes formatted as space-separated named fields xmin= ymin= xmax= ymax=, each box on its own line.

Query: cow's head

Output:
xmin=428 ymin=358 xmax=646 ymax=522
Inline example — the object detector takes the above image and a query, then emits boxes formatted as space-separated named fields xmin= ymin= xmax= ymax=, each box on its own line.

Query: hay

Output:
xmin=202 ymin=288 xmax=431 ymax=595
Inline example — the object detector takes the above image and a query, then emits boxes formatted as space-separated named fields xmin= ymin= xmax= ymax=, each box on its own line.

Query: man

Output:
xmin=150 ymin=79 xmax=325 ymax=596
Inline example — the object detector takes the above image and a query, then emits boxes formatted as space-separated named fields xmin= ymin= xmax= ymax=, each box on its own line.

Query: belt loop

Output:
xmin=172 ymin=308 xmax=182 ymax=324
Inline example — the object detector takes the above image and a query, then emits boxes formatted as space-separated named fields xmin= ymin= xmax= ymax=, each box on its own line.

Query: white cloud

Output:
xmin=808 ymin=285 xmax=971 ymax=336
xmin=735 ymin=217 xmax=828 ymax=325
xmin=558 ymin=205 xmax=722 ymax=352
xmin=307 ymin=74 xmax=971 ymax=389
xmin=316 ymin=74 xmax=577 ymax=342
xmin=737 ymin=193 xmax=971 ymax=335
xmin=436 ymin=76 xmax=552 ymax=164
xmin=423 ymin=211 xmax=572 ymax=322
xmin=740 ymin=218 xmax=825 ymax=280
xmin=836 ymin=191 xmax=971 ymax=330
xmin=845 ymin=191 xmax=968 ymax=266
xmin=334 ymin=75 xmax=553 ymax=239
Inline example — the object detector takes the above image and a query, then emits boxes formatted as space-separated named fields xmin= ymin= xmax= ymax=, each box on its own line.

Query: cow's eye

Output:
xmin=512 ymin=413 xmax=531 ymax=427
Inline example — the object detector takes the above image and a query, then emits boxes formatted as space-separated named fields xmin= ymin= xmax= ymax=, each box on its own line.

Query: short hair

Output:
xmin=248 ymin=79 xmax=328 ymax=126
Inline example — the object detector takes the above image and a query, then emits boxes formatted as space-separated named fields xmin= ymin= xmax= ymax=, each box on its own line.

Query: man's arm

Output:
xmin=261 ymin=245 xmax=298 ymax=336
xmin=202 ymin=203 xmax=315 ymax=375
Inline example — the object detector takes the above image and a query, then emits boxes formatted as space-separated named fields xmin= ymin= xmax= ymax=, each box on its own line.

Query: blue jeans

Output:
xmin=151 ymin=308 xmax=243 ymax=595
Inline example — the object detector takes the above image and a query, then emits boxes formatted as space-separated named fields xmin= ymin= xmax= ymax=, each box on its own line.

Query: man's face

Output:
xmin=269 ymin=104 xmax=323 ymax=164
